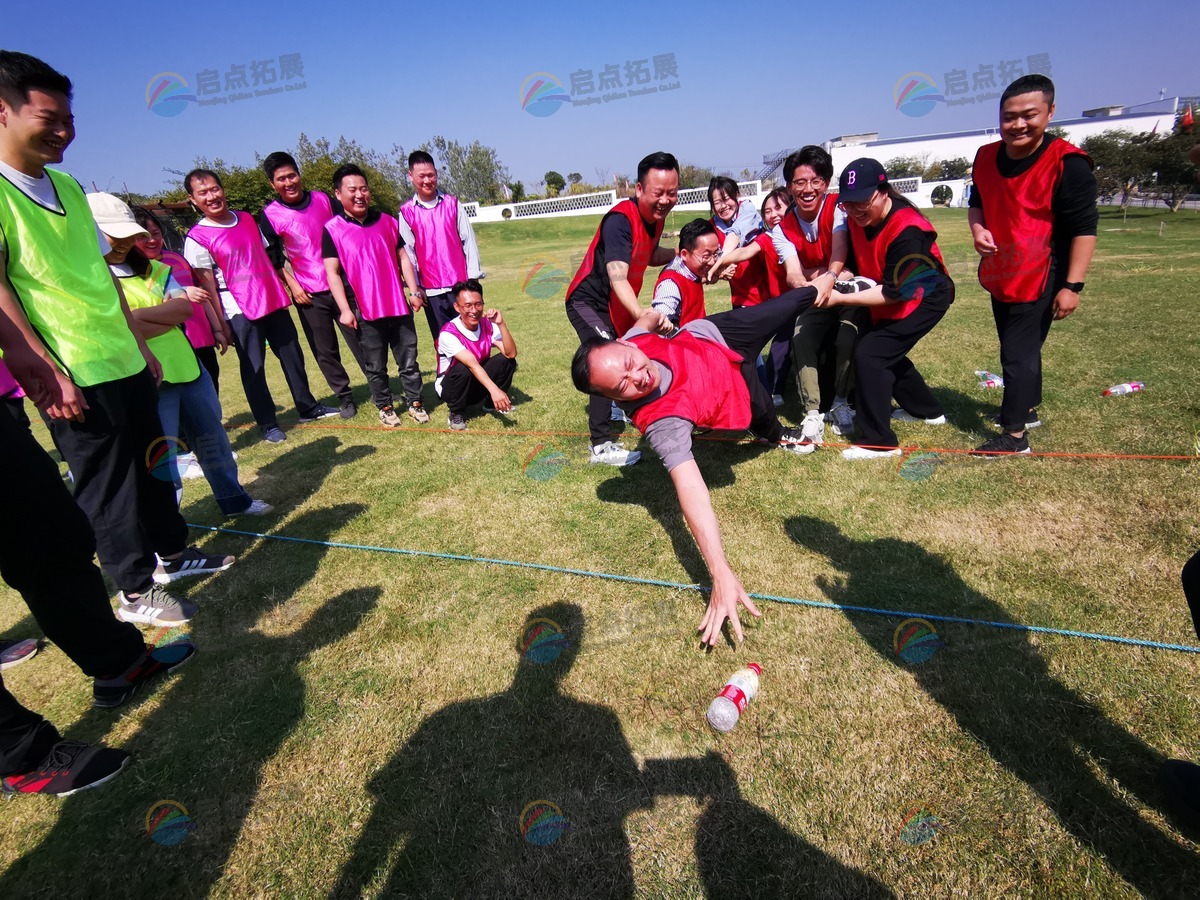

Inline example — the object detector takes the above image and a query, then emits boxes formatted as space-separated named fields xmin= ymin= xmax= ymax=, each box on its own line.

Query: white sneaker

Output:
xmin=842 ymin=445 xmax=903 ymax=460
xmin=772 ymin=394 xmax=784 ymax=408
xmin=227 ymin=499 xmax=274 ymax=517
xmin=800 ymin=410 xmax=824 ymax=447
xmin=891 ymin=409 xmax=946 ymax=425
xmin=590 ymin=441 xmax=641 ymax=467
xmin=610 ymin=403 xmax=630 ymax=424
xmin=778 ymin=427 xmax=816 ymax=455
xmin=827 ymin=402 xmax=856 ymax=437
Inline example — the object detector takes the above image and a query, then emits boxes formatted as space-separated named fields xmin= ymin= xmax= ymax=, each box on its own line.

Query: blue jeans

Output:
xmin=156 ymin=367 xmax=252 ymax=515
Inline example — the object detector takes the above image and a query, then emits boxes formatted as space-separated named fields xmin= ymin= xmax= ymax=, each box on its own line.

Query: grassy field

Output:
xmin=1 ymin=206 xmax=1198 ymax=898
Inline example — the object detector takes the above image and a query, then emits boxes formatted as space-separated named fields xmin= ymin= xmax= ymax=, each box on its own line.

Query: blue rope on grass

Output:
xmin=189 ymin=524 xmax=1200 ymax=656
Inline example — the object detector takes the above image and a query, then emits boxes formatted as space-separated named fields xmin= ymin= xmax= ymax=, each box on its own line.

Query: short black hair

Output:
xmin=679 ymin=218 xmax=717 ymax=252
xmin=571 ymin=337 xmax=613 ymax=394
xmin=783 ymin=145 xmax=834 ymax=185
xmin=0 ymin=51 xmax=72 ymax=109
xmin=184 ymin=168 xmax=222 ymax=195
xmin=762 ymin=187 xmax=791 ymax=216
xmin=637 ymin=152 xmax=679 ymax=185
xmin=1001 ymin=74 xmax=1055 ymax=108
xmin=451 ymin=278 xmax=484 ymax=300
xmin=262 ymin=151 xmax=299 ymax=181
xmin=332 ymin=163 xmax=367 ymax=191
xmin=408 ymin=150 xmax=435 ymax=169
xmin=707 ymin=176 xmax=739 ymax=206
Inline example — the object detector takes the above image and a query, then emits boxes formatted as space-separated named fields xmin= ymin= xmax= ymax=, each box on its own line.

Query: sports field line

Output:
xmin=189 ymin=524 xmax=1200 ymax=655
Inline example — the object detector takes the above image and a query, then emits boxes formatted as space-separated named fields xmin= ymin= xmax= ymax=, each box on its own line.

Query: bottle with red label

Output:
xmin=1103 ymin=382 xmax=1145 ymax=397
xmin=706 ymin=663 xmax=762 ymax=733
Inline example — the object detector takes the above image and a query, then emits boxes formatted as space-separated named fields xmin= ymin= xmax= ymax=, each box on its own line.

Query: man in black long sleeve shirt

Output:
xmin=968 ymin=75 xmax=1098 ymax=457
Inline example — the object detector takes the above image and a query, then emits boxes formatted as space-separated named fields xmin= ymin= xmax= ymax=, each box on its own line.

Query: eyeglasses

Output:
xmin=838 ymin=193 xmax=880 ymax=213
xmin=790 ymin=178 xmax=826 ymax=189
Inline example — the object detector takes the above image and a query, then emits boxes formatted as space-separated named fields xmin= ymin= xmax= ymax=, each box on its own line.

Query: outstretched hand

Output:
xmin=698 ymin=570 xmax=761 ymax=647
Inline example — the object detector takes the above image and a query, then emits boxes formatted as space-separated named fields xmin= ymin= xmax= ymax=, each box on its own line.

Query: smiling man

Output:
xmin=564 ymin=151 xmax=680 ymax=466
xmin=434 ymin=279 xmax=517 ymax=432
xmin=571 ymin=286 xmax=817 ymax=647
xmin=649 ymin=218 xmax=719 ymax=327
xmin=968 ymin=74 xmax=1097 ymax=457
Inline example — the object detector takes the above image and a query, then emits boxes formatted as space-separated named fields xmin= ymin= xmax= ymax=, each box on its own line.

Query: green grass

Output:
xmin=1 ymin=207 xmax=1198 ymax=898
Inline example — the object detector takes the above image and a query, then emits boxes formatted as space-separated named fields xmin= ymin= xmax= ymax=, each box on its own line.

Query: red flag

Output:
xmin=1181 ymin=104 xmax=1194 ymax=133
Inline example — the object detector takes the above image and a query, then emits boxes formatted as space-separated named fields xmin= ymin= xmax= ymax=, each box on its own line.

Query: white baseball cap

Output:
xmin=86 ymin=192 xmax=149 ymax=240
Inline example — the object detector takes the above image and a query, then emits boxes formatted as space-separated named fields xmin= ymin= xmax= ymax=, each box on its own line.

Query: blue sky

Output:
xmin=7 ymin=0 xmax=1197 ymax=196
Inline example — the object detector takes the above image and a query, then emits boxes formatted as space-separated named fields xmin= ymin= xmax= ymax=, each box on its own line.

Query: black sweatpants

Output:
xmin=440 ymin=355 xmax=517 ymax=414
xmin=358 ymin=314 xmax=423 ymax=410
xmin=43 ymin=369 xmax=190 ymax=595
xmin=422 ymin=292 xmax=458 ymax=346
xmin=194 ymin=345 xmax=221 ymax=395
xmin=566 ymin=298 xmax=621 ymax=447
xmin=0 ymin=676 xmax=59 ymax=777
xmin=992 ymin=276 xmax=1058 ymax=433
xmin=707 ymin=287 xmax=818 ymax=442
xmin=853 ymin=297 xmax=951 ymax=449
xmin=228 ymin=307 xmax=321 ymax=431
xmin=1183 ymin=549 xmax=1200 ymax=641
xmin=296 ymin=290 xmax=367 ymax=404
xmin=0 ymin=405 xmax=147 ymax=676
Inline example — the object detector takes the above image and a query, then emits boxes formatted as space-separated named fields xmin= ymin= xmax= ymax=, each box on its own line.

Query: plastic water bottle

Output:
xmin=706 ymin=663 xmax=762 ymax=733
xmin=1103 ymin=382 xmax=1145 ymax=396
xmin=975 ymin=371 xmax=1004 ymax=388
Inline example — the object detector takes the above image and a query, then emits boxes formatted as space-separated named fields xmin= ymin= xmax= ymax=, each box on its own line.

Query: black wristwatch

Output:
xmin=1063 ymin=281 xmax=1085 ymax=293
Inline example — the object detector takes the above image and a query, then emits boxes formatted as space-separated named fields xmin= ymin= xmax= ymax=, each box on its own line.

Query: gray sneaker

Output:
xmin=448 ymin=412 xmax=468 ymax=431
xmin=826 ymin=402 xmax=856 ymax=437
xmin=117 ymin=586 xmax=196 ymax=626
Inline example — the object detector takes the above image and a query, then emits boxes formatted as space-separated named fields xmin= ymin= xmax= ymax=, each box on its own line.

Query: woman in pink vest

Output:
xmin=815 ymin=158 xmax=954 ymax=460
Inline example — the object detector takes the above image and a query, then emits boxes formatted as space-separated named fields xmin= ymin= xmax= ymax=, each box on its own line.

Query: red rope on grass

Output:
xmin=221 ymin=420 xmax=1198 ymax=462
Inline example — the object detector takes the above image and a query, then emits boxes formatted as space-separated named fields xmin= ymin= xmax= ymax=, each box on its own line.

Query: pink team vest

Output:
xmin=436 ymin=317 xmax=496 ymax=379
xmin=160 ymin=248 xmax=215 ymax=348
xmin=263 ymin=191 xmax=335 ymax=294
xmin=186 ymin=212 xmax=290 ymax=321
xmin=323 ymin=214 xmax=410 ymax=321
xmin=398 ymin=194 xmax=468 ymax=290
xmin=0 ymin=360 xmax=23 ymax=399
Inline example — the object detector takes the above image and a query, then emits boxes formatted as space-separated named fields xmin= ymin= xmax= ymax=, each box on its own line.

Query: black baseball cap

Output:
xmin=838 ymin=158 xmax=888 ymax=202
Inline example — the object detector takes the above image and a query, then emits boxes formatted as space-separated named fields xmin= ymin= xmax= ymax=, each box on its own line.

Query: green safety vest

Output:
xmin=116 ymin=260 xmax=200 ymax=385
xmin=0 ymin=168 xmax=143 ymax=387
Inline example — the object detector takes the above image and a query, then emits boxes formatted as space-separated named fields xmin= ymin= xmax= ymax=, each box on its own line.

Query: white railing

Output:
xmin=512 ymin=190 xmax=618 ymax=218
xmin=462 ymin=201 xmax=480 ymax=219
xmin=470 ymin=180 xmax=764 ymax=223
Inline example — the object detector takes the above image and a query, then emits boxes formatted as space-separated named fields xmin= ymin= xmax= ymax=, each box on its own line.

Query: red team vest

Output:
xmin=566 ymin=199 xmax=664 ymax=336
xmin=186 ymin=212 xmax=291 ymax=321
xmin=627 ymin=330 xmax=750 ymax=432
xmin=711 ymin=201 xmax=766 ymax=307
xmin=653 ymin=266 xmax=707 ymax=325
xmin=778 ymin=194 xmax=838 ymax=271
xmin=262 ymin=191 xmax=336 ymax=294
xmin=398 ymin=194 xmax=469 ymax=290
xmin=972 ymin=138 xmax=1089 ymax=303
xmin=847 ymin=205 xmax=946 ymax=324
xmin=752 ymin=233 xmax=787 ymax=300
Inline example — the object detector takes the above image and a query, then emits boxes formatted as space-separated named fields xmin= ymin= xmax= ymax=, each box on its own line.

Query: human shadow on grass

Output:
xmin=0 ymin=505 xmax=374 ymax=899
xmin=645 ymin=752 xmax=894 ymax=899
xmin=785 ymin=516 xmax=1197 ymax=896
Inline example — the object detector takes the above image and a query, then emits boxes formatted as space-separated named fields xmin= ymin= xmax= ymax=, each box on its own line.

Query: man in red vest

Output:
xmin=565 ymin=152 xmax=679 ymax=466
xmin=649 ymin=218 xmax=720 ymax=327
xmin=968 ymin=74 xmax=1097 ymax=457
xmin=570 ymin=287 xmax=817 ymax=646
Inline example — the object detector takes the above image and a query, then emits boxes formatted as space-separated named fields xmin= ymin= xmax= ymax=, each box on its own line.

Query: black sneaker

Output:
xmin=339 ymin=399 xmax=358 ymax=419
xmin=298 ymin=404 xmax=340 ymax=423
xmin=2 ymin=740 xmax=131 ymax=797
xmin=262 ymin=426 xmax=287 ymax=444
xmin=990 ymin=409 xmax=1041 ymax=431
xmin=92 ymin=639 xmax=197 ymax=708
xmin=971 ymin=432 xmax=1031 ymax=457
xmin=153 ymin=546 xmax=236 ymax=584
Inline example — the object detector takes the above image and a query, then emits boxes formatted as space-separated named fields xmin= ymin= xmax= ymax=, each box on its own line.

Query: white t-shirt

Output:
xmin=435 ymin=317 xmax=502 ymax=394
xmin=184 ymin=215 xmax=271 ymax=319
xmin=0 ymin=159 xmax=110 ymax=256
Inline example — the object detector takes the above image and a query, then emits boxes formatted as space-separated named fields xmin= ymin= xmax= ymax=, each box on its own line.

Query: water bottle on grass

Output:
xmin=706 ymin=663 xmax=761 ymax=733
xmin=1103 ymin=382 xmax=1144 ymax=396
